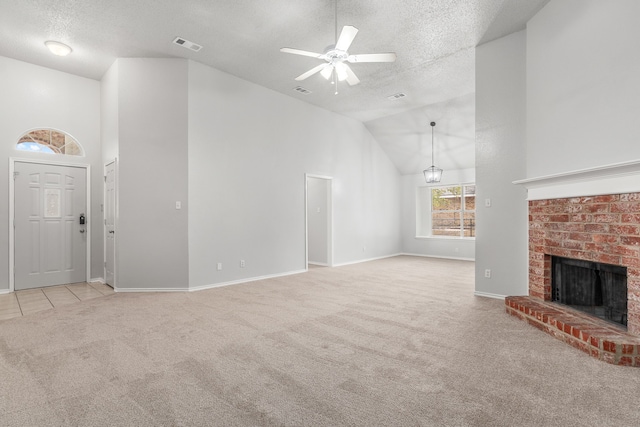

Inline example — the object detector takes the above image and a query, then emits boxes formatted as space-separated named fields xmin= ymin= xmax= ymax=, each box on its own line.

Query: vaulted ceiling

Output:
xmin=0 ymin=0 xmax=549 ymax=175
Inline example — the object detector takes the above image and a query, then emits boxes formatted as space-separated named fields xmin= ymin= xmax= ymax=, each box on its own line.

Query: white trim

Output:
xmin=117 ymin=267 xmax=307 ymax=293
xmin=0 ymin=289 xmax=10 ymax=295
xmin=115 ymin=287 xmax=188 ymax=293
xmin=305 ymin=174 xmax=333 ymax=269
xmin=9 ymin=157 xmax=91 ymax=292
xmin=90 ymin=277 xmax=105 ymax=284
xmin=414 ymin=236 xmax=475 ymax=241
xmin=332 ymin=253 xmax=403 ymax=267
xmin=104 ymin=159 xmax=118 ymax=290
xmin=474 ymin=291 xmax=507 ymax=300
xmin=188 ymin=268 xmax=307 ymax=292
xmin=308 ymin=262 xmax=329 ymax=267
xmin=400 ymin=252 xmax=475 ymax=262
xmin=513 ymin=159 xmax=640 ymax=200
xmin=8 ymin=159 xmax=14 ymax=292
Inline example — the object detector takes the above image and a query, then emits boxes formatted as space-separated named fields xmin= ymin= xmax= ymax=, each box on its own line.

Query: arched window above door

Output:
xmin=16 ymin=129 xmax=84 ymax=156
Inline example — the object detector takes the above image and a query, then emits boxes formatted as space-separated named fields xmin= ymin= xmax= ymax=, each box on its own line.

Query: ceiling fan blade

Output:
xmin=347 ymin=53 xmax=397 ymax=63
xmin=320 ymin=64 xmax=333 ymax=80
xmin=335 ymin=25 xmax=358 ymax=51
xmin=280 ymin=47 xmax=325 ymax=59
xmin=343 ymin=64 xmax=360 ymax=86
xmin=295 ymin=63 xmax=329 ymax=81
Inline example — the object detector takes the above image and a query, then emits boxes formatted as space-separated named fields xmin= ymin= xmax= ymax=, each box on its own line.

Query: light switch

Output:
xmin=485 ymin=198 xmax=491 ymax=208
xmin=176 ymin=201 xmax=181 ymax=210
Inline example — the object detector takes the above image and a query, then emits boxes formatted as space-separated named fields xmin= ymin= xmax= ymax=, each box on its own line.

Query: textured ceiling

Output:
xmin=0 ymin=0 xmax=549 ymax=175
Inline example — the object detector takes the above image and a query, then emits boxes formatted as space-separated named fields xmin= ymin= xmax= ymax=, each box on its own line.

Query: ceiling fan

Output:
xmin=280 ymin=2 xmax=396 ymax=94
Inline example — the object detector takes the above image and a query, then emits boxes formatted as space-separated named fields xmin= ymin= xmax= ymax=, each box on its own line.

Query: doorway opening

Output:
xmin=305 ymin=175 xmax=333 ymax=269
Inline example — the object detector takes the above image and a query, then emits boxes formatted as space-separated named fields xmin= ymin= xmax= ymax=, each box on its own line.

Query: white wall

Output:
xmin=187 ymin=61 xmax=401 ymax=288
xmin=526 ymin=0 xmax=640 ymax=177
xmin=401 ymin=168 xmax=476 ymax=260
xmin=0 ymin=56 xmax=102 ymax=290
xmin=475 ymin=31 xmax=528 ymax=298
xmin=307 ymin=177 xmax=329 ymax=265
xmin=101 ymin=60 xmax=119 ymax=163
xmin=115 ymin=59 xmax=190 ymax=290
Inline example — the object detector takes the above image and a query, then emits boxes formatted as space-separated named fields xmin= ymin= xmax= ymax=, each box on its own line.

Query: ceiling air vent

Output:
xmin=173 ymin=37 xmax=202 ymax=52
xmin=387 ymin=92 xmax=406 ymax=100
xmin=293 ymin=86 xmax=312 ymax=95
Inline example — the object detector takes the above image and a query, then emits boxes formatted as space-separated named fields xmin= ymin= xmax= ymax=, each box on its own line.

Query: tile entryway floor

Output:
xmin=0 ymin=282 xmax=114 ymax=321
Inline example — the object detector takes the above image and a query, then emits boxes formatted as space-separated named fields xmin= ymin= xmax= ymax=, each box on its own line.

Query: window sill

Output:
xmin=414 ymin=236 xmax=475 ymax=241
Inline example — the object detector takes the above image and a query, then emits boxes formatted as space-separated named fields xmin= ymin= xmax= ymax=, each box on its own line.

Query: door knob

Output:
xmin=109 ymin=230 xmax=115 ymax=234
xmin=80 ymin=229 xmax=86 ymax=233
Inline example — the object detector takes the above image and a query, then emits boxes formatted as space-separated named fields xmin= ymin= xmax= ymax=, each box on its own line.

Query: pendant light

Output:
xmin=423 ymin=121 xmax=443 ymax=183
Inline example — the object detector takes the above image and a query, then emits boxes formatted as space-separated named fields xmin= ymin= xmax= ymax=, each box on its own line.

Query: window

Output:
xmin=416 ymin=184 xmax=475 ymax=238
xmin=16 ymin=129 xmax=83 ymax=156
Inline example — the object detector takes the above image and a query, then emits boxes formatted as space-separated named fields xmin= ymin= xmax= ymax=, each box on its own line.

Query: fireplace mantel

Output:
xmin=513 ymin=160 xmax=640 ymax=200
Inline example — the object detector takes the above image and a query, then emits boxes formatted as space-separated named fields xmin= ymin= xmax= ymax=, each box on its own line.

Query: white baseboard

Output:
xmin=188 ymin=269 xmax=307 ymax=292
xmin=474 ymin=291 xmax=506 ymax=300
xmin=308 ymin=262 xmax=329 ymax=267
xmin=90 ymin=277 xmax=105 ymax=284
xmin=400 ymin=252 xmax=475 ymax=262
xmin=0 ymin=288 xmax=10 ymax=295
xmin=332 ymin=253 xmax=403 ymax=267
xmin=115 ymin=287 xmax=188 ymax=293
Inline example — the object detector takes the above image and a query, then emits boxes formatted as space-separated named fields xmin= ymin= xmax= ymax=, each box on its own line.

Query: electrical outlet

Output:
xmin=485 ymin=269 xmax=491 ymax=279
xmin=240 ymin=260 xmax=245 ymax=268
xmin=176 ymin=201 xmax=182 ymax=209
xmin=217 ymin=263 xmax=222 ymax=271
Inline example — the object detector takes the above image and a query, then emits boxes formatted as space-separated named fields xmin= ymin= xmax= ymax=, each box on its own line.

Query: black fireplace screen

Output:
xmin=551 ymin=256 xmax=627 ymax=327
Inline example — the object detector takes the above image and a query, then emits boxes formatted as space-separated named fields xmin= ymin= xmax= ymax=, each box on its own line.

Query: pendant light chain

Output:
xmin=431 ymin=122 xmax=435 ymax=165
xmin=335 ymin=0 xmax=338 ymax=45
xmin=334 ymin=0 xmax=338 ymax=94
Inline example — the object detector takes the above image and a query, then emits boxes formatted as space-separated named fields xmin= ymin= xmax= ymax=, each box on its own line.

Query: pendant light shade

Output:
xmin=423 ymin=121 xmax=443 ymax=183
xmin=424 ymin=165 xmax=443 ymax=183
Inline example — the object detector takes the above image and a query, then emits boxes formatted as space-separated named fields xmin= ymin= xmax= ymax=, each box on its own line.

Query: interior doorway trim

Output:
xmin=8 ymin=157 xmax=92 ymax=292
xmin=104 ymin=159 xmax=117 ymax=290
xmin=305 ymin=174 xmax=333 ymax=270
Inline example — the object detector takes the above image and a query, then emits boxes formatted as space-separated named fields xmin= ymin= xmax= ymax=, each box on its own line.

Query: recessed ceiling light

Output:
xmin=44 ymin=40 xmax=72 ymax=56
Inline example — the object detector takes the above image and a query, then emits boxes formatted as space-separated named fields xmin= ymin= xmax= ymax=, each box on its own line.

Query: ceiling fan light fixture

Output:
xmin=321 ymin=65 xmax=333 ymax=80
xmin=424 ymin=121 xmax=443 ymax=183
xmin=335 ymin=63 xmax=348 ymax=81
xmin=44 ymin=40 xmax=72 ymax=56
xmin=279 ymin=0 xmax=396 ymax=90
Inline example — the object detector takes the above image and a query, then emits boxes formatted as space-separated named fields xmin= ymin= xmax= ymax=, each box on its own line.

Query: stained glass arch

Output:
xmin=16 ymin=129 xmax=84 ymax=156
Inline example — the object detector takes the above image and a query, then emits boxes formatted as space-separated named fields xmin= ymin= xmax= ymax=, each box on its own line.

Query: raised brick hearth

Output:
xmin=506 ymin=296 xmax=640 ymax=366
xmin=505 ymin=192 xmax=640 ymax=366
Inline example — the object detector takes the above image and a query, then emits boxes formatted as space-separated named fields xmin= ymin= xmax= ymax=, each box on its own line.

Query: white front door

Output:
xmin=14 ymin=162 xmax=87 ymax=290
xmin=104 ymin=161 xmax=116 ymax=288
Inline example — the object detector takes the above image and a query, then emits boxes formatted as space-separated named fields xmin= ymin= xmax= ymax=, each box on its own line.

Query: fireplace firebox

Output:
xmin=552 ymin=256 xmax=627 ymax=327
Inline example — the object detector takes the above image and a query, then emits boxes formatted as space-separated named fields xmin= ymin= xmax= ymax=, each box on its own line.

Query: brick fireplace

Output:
xmin=529 ymin=194 xmax=640 ymax=332
xmin=506 ymin=192 xmax=640 ymax=366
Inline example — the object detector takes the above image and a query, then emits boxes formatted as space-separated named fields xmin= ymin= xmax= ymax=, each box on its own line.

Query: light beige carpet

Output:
xmin=1 ymin=256 xmax=639 ymax=426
